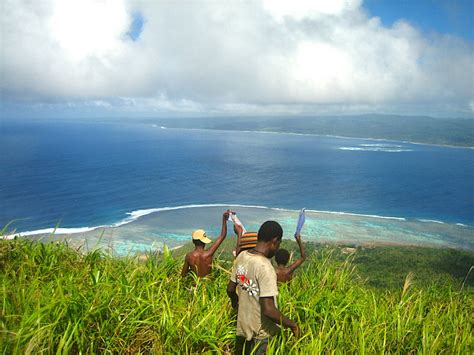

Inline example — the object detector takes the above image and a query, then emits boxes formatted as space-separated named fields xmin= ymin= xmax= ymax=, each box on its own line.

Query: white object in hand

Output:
xmin=295 ymin=208 xmax=305 ymax=237
xmin=231 ymin=214 xmax=247 ymax=234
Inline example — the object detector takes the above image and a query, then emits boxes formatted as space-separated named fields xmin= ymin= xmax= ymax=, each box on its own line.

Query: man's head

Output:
xmin=192 ymin=229 xmax=211 ymax=247
xmin=275 ymin=248 xmax=290 ymax=266
xmin=257 ymin=220 xmax=283 ymax=257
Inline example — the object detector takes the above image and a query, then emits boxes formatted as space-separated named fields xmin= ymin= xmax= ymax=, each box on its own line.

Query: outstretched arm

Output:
xmin=260 ymin=297 xmax=299 ymax=336
xmin=205 ymin=211 xmax=229 ymax=257
xmin=286 ymin=234 xmax=306 ymax=274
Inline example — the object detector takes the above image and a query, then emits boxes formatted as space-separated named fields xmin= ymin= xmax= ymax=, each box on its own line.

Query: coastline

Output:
xmin=4 ymin=204 xmax=473 ymax=255
xmin=5 ymin=203 xmax=471 ymax=236
xmin=150 ymin=125 xmax=474 ymax=149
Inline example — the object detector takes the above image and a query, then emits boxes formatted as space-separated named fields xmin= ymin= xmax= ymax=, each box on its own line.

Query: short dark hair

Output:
xmin=257 ymin=221 xmax=283 ymax=242
xmin=275 ymin=248 xmax=290 ymax=265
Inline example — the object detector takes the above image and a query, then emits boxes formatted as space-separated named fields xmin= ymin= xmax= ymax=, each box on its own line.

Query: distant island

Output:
xmin=146 ymin=114 xmax=474 ymax=147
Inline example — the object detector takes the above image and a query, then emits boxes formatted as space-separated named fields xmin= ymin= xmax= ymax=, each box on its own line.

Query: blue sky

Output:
xmin=1 ymin=0 xmax=473 ymax=119
xmin=365 ymin=0 xmax=473 ymax=40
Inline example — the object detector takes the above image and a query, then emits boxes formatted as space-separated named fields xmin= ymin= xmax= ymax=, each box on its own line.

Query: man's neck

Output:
xmin=252 ymin=246 xmax=269 ymax=258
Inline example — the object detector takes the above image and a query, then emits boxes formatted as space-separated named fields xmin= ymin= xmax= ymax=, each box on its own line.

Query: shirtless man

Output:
xmin=181 ymin=210 xmax=229 ymax=278
xmin=275 ymin=233 xmax=306 ymax=283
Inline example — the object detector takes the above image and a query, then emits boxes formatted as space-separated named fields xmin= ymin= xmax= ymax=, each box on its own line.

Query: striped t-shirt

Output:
xmin=239 ymin=232 xmax=258 ymax=251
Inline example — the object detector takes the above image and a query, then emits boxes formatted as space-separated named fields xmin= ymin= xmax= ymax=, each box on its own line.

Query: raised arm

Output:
xmin=260 ymin=297 xmax=299 ymax=336
xmin=286 ymin=234 xmax=306 ymax=273
xmin=205 ymin=211 xmax=229 ymax=257
xmin=234 ymin=222 xmax=244 ymax=256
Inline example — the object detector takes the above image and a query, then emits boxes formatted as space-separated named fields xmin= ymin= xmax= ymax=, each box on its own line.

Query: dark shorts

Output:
xmin=235 ymin=336 xmax=269 ymax=355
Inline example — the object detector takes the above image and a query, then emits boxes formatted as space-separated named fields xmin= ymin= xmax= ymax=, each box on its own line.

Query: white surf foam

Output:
xmin=120 ymin=204 xmax=409 ymax=222
xmin=304 ymin=209 xmax=407 ymax=221
xmin=359 ymin=144 xmax=403 ymax=148
xmin=338 ymin=147 xmax=412 ymax=152
xmin=418 ymin=219 xmax=446 ymax=224
xmin=145 ymin=126 xmax=473 ymax=149
xmin=3 ymin=204 xmax=270 ymax=238
xmin=3 ymin=226 xmax=102 ymax=240
xmin=111 ymin=204 xmax=274 ymax=228
xmin=7 ymin=203 xmax=466 ymax=239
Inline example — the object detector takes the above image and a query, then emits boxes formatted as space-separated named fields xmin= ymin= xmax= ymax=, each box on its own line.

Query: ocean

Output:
xmin=1 ymin=119 xmax=473 ymax=254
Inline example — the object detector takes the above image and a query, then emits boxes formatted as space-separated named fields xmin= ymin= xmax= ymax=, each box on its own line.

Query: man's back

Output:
xmin=181 ymin=211 xmax=230 ymax=278
xmin=184 ymin=249 xmax=214 ymax=277
xmin=275 ymin=266 xmax=293 ymax=283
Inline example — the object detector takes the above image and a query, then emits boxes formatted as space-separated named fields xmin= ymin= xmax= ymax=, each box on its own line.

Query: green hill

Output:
xmin=1 ymin=238 xmax=472 ymax=353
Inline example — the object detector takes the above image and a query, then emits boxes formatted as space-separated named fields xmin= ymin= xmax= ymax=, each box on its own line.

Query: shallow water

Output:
xmin=25 ymin=205 xmax=474 ymax=255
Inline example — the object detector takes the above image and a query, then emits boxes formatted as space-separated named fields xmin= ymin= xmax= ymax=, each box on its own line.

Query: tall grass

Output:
xmin=1 ymin=239 xmax=472 ymax=353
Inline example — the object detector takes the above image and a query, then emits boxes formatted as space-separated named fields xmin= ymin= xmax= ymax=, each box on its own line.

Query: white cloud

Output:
xmin=49 ymin=0 xmax=129 ymax=62
xmin=1 ymin=0 xmax=473 ymax=117
xmin=262 ymin=0 xmax=362 ymax=20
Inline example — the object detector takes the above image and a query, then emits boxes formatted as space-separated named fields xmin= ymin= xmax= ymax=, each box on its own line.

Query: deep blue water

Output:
xmin=1 ymin=119 xmax=473 ymax=233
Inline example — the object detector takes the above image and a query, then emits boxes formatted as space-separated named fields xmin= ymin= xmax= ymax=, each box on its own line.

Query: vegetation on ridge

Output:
xmin=1 ymin=238 xmax=473 ymax=353
xmin=145 ymin=114 xmax=474 ymax=147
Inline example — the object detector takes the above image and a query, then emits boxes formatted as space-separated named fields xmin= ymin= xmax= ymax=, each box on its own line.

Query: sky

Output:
xmin=1 ymin=0 xmax=473 ymax=119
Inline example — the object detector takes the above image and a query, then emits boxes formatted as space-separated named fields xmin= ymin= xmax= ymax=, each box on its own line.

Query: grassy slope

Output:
xmin=174 ymin=237 xmax=474 ymax=290
xmin=1 ymin=238 xmax=473 ymax=353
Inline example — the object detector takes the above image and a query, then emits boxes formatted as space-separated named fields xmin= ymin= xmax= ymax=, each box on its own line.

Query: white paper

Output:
xmin=231 ymin=214 xmax=247 ymax=234
xmin=295 ymin=208 xmax=305 ymax=237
